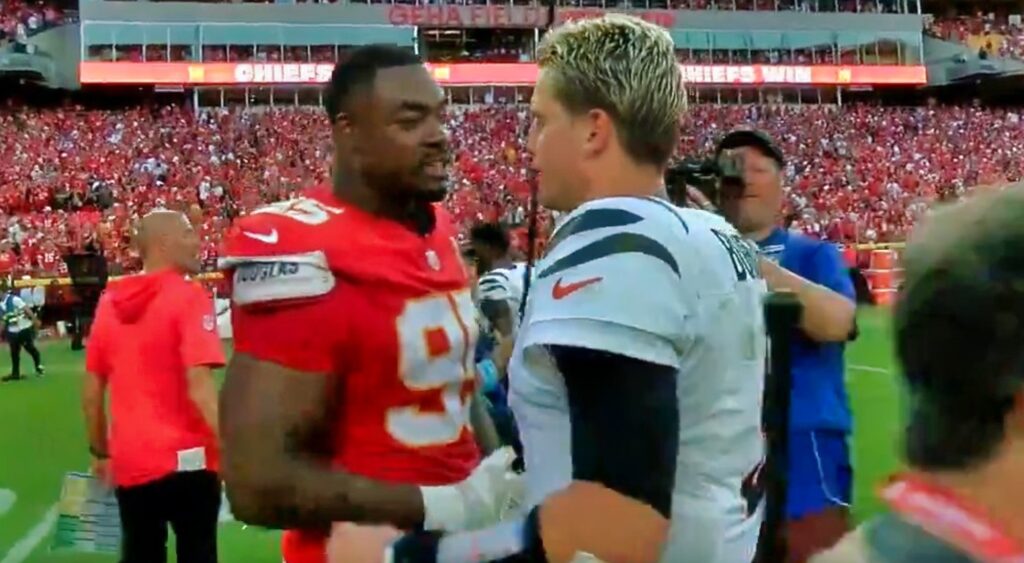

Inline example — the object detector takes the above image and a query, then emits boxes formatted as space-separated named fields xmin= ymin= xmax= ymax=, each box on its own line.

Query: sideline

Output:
xmin=0 ymin=490 xmax=15 ymax=517
xmin=0 ymin=504 xmax=58 ymax=563
xmin=848 ymin=364 xmax=891 ymax=374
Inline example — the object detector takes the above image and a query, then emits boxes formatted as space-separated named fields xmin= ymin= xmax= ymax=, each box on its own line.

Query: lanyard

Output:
xmin=880 ymin=474 xmax=1024 ymax=563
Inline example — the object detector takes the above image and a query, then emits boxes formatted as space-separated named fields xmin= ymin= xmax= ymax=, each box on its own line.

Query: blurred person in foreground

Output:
xmin=327 ymin=15 xmax=768 ymax=563
xmin=218 ymin=45 xmax=517 ymax=563
xmin=813 ymin=187 xmax=1024 ymax=562
xmin=2 ymin=275 xmax=44 ymax=382
xmin=712 ymin=130 xmax=857 ymax=563
xmin=82 ymin=209 xmax=224 ymax=563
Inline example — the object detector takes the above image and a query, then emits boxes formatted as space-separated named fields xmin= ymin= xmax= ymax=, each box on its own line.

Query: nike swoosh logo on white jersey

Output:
xmin=243 ymin=229 xmax=279 ymax=244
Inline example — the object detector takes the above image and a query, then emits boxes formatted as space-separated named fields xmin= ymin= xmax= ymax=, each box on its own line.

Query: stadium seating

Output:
xmin=1 ymin=102 xmax=1022 ymax=278
xmin=927 ymin=14 xmax=1024 ymax=60
xmin=0 ymin=0 xmax=64 ymax=41
xmin=88 ymin=41 xmax=893 ymax=65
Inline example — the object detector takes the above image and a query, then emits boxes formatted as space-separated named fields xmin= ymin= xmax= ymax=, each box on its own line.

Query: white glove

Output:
xmin=420 ymin=447 xmax=523 ymax=532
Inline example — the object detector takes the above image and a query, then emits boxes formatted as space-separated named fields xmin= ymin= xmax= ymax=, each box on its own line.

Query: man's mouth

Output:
xmin=422 ymin=161 xmax=447 ymax=178
xmin=421 ymin=154 xmax=450 ymax=177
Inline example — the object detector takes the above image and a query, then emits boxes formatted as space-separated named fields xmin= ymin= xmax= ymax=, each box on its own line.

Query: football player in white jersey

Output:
xmin=326 ymin=13 xmax=766 ymax=563
xmin=469 ymin=223 xmax=529 ymax=369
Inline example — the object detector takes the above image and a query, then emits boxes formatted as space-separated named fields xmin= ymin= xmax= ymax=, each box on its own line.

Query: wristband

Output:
xmin=433 ymin=507 xmax=546 ymax=563
xmin=476 ymin=359 xmax=500 ymax=393
xmin=420 ymin=485 xmax=466 ymax=531
xmin=390 ymin=530 xmax=442 ymax=563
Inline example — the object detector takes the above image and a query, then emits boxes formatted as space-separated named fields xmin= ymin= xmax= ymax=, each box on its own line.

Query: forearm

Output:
xmin=760 ymin=259 xmax=855 ymax=342
xmin=469 ymin=389 xmax=501 ymax=455
xmin=226 ymin=456 xmax=425 ymax=530
xmin=400 ymin=484 xmax=666 ymax=563
xmin=82 ymin=381 xmax=108 ymax=455
xmin=187 ymin=371 xmax=220 ymax=438
xmin=492 ymin=334 xmax=515 ymax=376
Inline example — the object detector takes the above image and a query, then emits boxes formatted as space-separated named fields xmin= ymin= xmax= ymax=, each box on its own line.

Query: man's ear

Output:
xmin=580 ymin=108 xmax=615 ymax=159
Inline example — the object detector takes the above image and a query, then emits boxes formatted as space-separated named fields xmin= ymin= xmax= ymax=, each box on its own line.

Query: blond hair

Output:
xmin=537 ymin=14 xmax=685 ymax=167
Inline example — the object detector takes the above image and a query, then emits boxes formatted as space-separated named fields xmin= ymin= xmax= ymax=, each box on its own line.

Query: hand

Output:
xmin=421 ymin=447 xmax=524 ymax=531
xmin=326 ymin=522 xmax=400 ymax=563
xmin=90 ymin=456 xmax=112 ymax=487
xmin=685 ymin=186 xmax=718 ymax=213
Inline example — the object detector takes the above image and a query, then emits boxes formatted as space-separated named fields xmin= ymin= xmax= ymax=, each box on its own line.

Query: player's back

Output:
xmin=476 ymin=261 xmax=528 ymax=333
xmin=508 ymin=197 xmax=766 ymax=563
xmin=662 ymin=207 xmax=767 ymax=563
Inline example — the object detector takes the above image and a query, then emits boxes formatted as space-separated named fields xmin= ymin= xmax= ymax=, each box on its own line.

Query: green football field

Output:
xmin=0 ymin=308 xmax=904 ymax=562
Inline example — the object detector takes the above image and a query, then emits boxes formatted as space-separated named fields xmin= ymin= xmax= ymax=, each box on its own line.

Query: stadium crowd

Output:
xmin=0 ymin=0 xmax=65 ymax=42
xmin=928 ymin=14 xmax=1024 ymax=60
xmin=1 ymin=101 xmax=1021 ymax=279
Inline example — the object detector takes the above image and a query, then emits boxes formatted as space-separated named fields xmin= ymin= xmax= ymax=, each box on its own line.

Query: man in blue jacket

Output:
xmin=716 ymin=130 xmax=858 ymax=563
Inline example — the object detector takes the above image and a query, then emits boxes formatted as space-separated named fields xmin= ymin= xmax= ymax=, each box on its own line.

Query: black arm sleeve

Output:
xmin=549 ymin=345 xmax=680 ymax=519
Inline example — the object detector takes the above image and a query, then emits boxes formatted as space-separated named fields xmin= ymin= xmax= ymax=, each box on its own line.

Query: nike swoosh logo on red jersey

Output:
xmin=243 ymin=229 xmax=279 ymax=244
xmin=552 ymin=276 xmax=603 ymax=300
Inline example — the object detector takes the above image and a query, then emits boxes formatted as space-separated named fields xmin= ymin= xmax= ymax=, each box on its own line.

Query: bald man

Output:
xmin=84 ymin=210 xmax=225 ymax=563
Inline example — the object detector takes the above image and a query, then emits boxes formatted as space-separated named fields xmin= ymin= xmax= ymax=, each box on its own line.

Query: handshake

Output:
xmin=327 ymin=447 xmax=524 ymax=563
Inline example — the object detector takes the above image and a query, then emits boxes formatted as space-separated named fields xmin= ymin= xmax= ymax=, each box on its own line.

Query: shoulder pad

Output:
xmin=477 ymin=270 xmax=512 ymax=300
xmin=221 ymin=197 xmax=347 ymax=261
xmin=223 ymin=251 xmax=335 ymax=306
xmin=541 ymin=197 xmax=688 ymax=281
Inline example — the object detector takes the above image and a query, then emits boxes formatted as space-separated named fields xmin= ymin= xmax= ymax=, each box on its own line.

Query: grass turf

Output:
xmin=0 ymin=307 xmax=903 ymax=562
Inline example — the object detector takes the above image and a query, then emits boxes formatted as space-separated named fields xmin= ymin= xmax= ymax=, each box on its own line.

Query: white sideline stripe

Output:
xmin=0 ymin=504 xmax=58 ymax=563
xmin=848 ymin=364 xmax=891 ymax=374
xmin=0 ymin=490 xmax=15 ymax=517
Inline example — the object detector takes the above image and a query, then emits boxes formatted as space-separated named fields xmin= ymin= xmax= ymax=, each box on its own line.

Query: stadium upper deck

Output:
xmin=62 ymin=0 xmax=930 ymax=102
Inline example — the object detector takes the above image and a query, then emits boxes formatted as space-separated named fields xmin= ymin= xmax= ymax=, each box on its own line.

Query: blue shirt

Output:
xmin=758 ymin=228 xmax=855 ymax=433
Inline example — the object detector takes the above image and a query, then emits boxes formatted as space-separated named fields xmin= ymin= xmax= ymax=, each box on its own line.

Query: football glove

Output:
xmin=420 ymin=447 xmax=523 ymax=532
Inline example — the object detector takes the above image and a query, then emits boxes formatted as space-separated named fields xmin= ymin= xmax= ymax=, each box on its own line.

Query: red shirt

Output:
xmin=222 ymin=187 xmax=480 ymax=563
xmin=85 ymin=270 xmax=226 ymax=488
xmin=0 ymin=250 xmax=14 ymax=274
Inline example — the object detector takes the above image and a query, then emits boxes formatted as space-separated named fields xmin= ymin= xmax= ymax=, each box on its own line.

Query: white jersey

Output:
xmin=476 ymin=262 xmax=528 ymax=335
xmin=508 ymin=196 xmax=768 ymax=563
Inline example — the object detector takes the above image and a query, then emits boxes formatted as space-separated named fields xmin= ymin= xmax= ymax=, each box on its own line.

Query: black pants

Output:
xmin=115 ymin=470 xmax=221 ymax=563
xmin=8 ymin=329 xmax=42 ymax=377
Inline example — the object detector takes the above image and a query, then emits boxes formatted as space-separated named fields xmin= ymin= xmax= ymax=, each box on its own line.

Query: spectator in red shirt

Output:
xmin=82 ymin=209 xmax=225 ymax=563
xmin=0 ymin=240 xmax=14 ymax=274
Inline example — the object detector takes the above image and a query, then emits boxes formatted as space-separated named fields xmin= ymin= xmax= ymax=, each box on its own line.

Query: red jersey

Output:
xmin=221 ymin=187 xmax=480 ymax=563
xmin=39 ymin=251 xmax=60 ymax=274
xmin=0 ymin=250 xmax=14 ymax=274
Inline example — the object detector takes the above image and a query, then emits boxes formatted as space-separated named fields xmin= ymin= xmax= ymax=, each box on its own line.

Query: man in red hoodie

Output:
xmin=83 ymin=209 xmax=225 ymax=563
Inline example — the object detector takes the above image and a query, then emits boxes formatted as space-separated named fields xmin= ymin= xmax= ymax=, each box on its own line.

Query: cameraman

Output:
xmin=703 ymin=130 xmax=857 ymax=563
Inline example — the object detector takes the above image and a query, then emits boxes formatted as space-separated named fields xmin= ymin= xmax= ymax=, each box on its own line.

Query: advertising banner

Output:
xmin=80 ymin=61 xmax=928 ymax=86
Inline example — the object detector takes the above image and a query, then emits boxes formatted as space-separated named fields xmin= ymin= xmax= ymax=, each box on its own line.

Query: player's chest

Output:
xmin=331 ymin=279 xmax=479 ymax=384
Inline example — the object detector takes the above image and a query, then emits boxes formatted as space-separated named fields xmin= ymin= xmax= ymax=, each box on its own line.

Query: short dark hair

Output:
xmin=469 ymin=223 xmax=511 ymax=254
xmin=324 ymin=45 xmax=423 ymax=124
xmin=896 ymin=188 xmax=1024 ymax=471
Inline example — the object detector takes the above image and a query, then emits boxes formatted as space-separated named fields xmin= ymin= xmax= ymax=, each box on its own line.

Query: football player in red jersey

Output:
xmin=218 ymin=45 xmax=519 ymax=563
